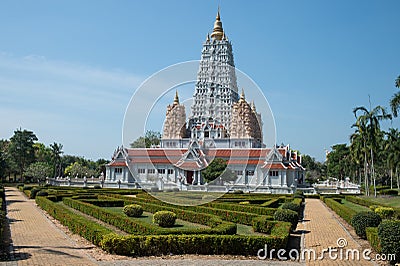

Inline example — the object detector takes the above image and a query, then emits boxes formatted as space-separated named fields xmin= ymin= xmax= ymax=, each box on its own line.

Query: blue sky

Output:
xmin=0 ymin=0 xmax=399 ymax=162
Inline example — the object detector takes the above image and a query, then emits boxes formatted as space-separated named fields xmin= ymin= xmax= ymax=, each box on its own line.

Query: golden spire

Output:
xmin=211 ymin=7 xmax=224 ymax=41
xmin=173 ymin=90 xmax=179 ymax=105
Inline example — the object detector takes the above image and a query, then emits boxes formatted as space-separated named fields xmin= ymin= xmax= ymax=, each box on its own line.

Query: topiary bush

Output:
xmin=374 ymin=207 xmax=395 ymax=220
xmin=123 ymin=204 xmax=143 ymax=217
xmin=233 ymin=190 xmax=244 ymax=194
xmin=281 ymin=202 xmax=300 ymax=213
xmin=93 ymin=185 xmax=102 ymax=189
xmin=153 ymin=210 xmax=177 ymax=227
xmin=378 ymin=220 xmax=400 ymax=264
xmin=36 ymin=191 xmax=48 ymax=197
xmin=273 ymin=209 xmax=298 ymax=231
xmin=351 ymin=211 xmax=382 ymax=239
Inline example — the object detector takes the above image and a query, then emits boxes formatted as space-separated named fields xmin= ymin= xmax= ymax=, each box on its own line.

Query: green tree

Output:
xmin=34 ymin=143 xmax=52 ymax=163
xmin=326 ymin=144 xmax=350 ymax=181
xmin=385 ymin=128 xmax=400 ymax=189
xmin=301 ymin=154 xmax=324 ymax=183
xmin=390 ymin=75 xmax=400 ymax=117
xmin=24 ymin=162 xmax=52 ymax=185
xmin=9 ymin=129 xmax=38 ymax=182
xmin=64 ymin=162 xmax=96 ymax=178
xmin=353 ymin=104 xmax=392 ymax=197
xmin=201 ymin=158 xmax=237 ymax=184
xmin=130 ymin=130 xmax=161 ymax=148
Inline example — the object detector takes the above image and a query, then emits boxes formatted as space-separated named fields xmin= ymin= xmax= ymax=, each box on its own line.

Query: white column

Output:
xmin=283 ymin=171 xmax=287 ymax=186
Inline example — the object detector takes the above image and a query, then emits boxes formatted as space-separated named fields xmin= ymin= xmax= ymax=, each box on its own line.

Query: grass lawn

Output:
xmin=341 ymin=199 xmax=370 ymax=212
xmin=361 ymin=196 xmax=400 ymax=208
xmin=106 ymin=207 xmax=209 ymax=230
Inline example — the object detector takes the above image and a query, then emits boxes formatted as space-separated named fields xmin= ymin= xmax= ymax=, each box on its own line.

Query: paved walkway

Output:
xmin=2 ymin=187 xmax=97 ymax=266
xmin=299 ymin=199 xmax=375 ymax=266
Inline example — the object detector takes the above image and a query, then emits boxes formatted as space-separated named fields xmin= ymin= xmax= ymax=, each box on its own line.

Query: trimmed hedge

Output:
xmin=100 ymin=233 xmax=289 ymax=257
xmin=64 ymin=197 xmax=236 ymax=235
xmin=323 ymin=198 xmax=356 ymax=224
xmin=252 ymin=215 xmax=291 ymax=235
xmin=378 ymin=220 xmax=400 ymax=264
xmin=81 ymin=198 xmax=124 ymax=207
xmin=110 ymin=194 xmax=269 ymax=226
xmin=260 ymin=198 xmax=282 ymax=208
xmin=351 ymin=211 xmax=381 ymax=239
xmin=366 ymin=227 xmax=381 ymax=253
xmin=346 ymin=196 xmax=400 ymax=219
xmin=273 ymin=209 xmax=298 ymax=232
xmin=153 ymin=211 xmax=177 ymax=227
xmin=35 ymin=196 xmax=113 ymax=245
xmin=379 ymin=189 xmax=398 ymax=196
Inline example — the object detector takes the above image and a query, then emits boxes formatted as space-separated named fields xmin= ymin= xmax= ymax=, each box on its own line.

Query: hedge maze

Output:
xmin=20 ymin=185 xmax=301 ymax=257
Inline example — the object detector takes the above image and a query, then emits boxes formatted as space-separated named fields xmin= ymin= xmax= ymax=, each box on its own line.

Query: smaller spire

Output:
xmin=239 ymin=89 xmax=245 ymax=102
xmin=251 ymin=101 xmax=256 ymax=111
xmin=173 ymin=90 xmax=180 ymax=105
xmin=206 ymin=33 xmax=210 ymax=42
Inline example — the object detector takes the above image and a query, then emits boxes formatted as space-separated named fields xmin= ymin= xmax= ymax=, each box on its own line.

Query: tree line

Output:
xmin=0 ymin=128 xmax=109 ymax=184
xmin=326 ymin=75 xmax=400 ymax=196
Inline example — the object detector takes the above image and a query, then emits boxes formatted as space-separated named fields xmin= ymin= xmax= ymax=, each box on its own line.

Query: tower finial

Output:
xmin=173 ymin=90 xmax=179 ymax=105
xmin=211 ymin=7 xmax=224 ymax=41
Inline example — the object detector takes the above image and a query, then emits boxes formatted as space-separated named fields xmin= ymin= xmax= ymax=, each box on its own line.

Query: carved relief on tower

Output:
xmin=162 ymin=92 xmax=187 ymax=139
xmin=230 ymin=90 xmax=262 ymax=141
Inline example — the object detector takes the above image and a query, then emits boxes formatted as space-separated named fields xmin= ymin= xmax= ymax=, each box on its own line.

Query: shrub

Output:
xmin=366 ymin=227 xmax=381 ymax=253
xmin=293 ymin=190 xmax=304 ymax=200
xmin=153 ymin=211 xmax=177 ymax=227
xmin=378 ymin=220 xmax=400 ymax=264
xmin=273 ymin=209 xmax=298 ymax=231
xmin=232 ymin=190 xmax=244 ymax=194
xmin=30 ymin=188 xmax=41 ymax=199
xmin=369 ymin=205 xmax=380 ymax=211
xmin=239 ymin=201 xmax=250 ymax=205
xmin=123 ymin=204 xmax=143 ymax=217
xmin=44 ymin=184 xmax=51 ymax=188
xmin=351 ymin=211 xmax=381 ymax=239
xmin=150 ymin=187 xmax=160 ymax=192
xmin=37 ymin=191 xmax=48 ymax=197
xmin=281 ymin=202 xmax=300 ymax=213
xmin=380 ymin=189 xmax=398 ymax=196
xmin=252 ymin=216 xmax=291 ymax=236
xmin=93 ymin=185 xmax=102 ymax=189
xmin=374 ymin=207 xmax=395 ymax=219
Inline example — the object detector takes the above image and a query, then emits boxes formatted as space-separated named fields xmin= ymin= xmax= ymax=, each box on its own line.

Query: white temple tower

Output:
xmin=188 ymin=9 xmax=239 ymax=140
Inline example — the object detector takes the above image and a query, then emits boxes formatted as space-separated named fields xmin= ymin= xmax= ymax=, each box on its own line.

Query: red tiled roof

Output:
xmin=108 ymin=161 xmax=127 ymax=167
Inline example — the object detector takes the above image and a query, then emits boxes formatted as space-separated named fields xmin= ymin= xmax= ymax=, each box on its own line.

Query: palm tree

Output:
xmin=50 ymin=143 xmax=63 ymax=177
xmin=390 ymin=75 xmax=400 ymax=117
xmin=385 ymin=128 xmax=400 ymax=189
xmin=350 ymin=130 xmax=367 ymax=190
xmin=353 ymin=104 xmax=392 ymax=197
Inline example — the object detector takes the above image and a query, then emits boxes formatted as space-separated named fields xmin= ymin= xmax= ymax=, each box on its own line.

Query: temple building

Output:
xmin=105 ymin=10 xmax=304 ymax=193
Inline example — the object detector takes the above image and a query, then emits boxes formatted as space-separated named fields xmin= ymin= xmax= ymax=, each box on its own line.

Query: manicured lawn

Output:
xmin=361 ymin=196 xmax=400 ymax=208
xmin=341 ymin=199 xmax=370 ymax=212
xmin=106 ymin=207 xmax=209 ymax=230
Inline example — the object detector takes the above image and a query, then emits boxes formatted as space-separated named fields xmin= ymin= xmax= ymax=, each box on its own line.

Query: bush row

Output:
xmin=205 ymin=202 xmax=276 ymax=216
xmin=64 ymin=197 xmax=236 ymax=235
xmin=323 ymin=198 xmax=357 ymax=224
xmin=100 ymin=233 xmax=289 ymax=257
xmin=80 ymin=198 xmax=124 ymax=207
xmin=260 ymin=198 xmax=282 ymax=208
xmin=111 ymin=194 xmax=268 ymax=226
xmin=35 ymin=196 xmax=113 ymax=245
xmin=345 ymin=196 xmax=400 ymax=219
xmin=252 ymin=215 xmax=291 ymax=236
